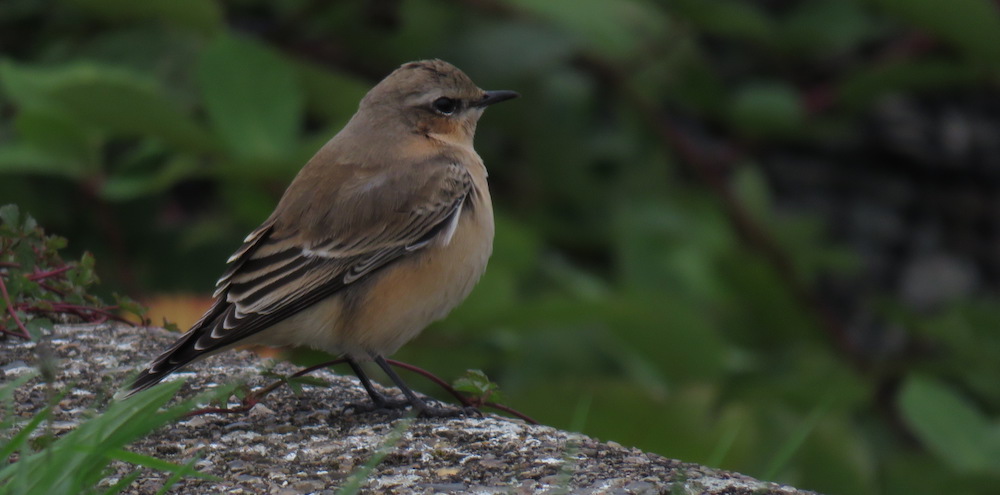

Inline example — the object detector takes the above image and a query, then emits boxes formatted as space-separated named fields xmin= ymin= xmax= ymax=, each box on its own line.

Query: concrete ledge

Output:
xmin=3 ymin=323 xmax=818 ymax=494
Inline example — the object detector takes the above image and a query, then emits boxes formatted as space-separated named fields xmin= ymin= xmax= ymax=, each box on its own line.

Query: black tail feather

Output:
xmin=116 ymin=329 xmax=202 ymax=400
xmin=116 ymin=363 xmax=186 ymax=400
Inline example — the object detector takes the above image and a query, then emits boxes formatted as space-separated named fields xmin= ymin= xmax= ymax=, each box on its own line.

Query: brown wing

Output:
xmin=122 ymin=158 xmax=473 ymax=397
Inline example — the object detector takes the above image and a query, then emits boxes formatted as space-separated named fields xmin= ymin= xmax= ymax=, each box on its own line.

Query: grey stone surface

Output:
xmin=3 ymin=323 xmax=818 ymax=494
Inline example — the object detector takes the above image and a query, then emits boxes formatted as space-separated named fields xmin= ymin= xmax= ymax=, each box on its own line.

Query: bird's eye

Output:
xmin=432 ymin=97 xmax=458 ymax=115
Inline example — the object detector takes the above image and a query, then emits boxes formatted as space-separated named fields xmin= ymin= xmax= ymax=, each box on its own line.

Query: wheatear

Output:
xmin=122 ymin=60 xmax=518 ymax=415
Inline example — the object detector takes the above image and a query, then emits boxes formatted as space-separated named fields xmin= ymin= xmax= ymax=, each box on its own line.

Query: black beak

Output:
xmin=473 ymin=90 xmax=520 ymax=108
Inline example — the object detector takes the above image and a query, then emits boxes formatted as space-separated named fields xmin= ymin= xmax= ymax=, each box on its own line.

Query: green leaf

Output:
xmin=113 ymin=295 xmax=147 ymax=320
xmin=0 ymin=400 xmax=55 ymax=464
xmin=80 ymin=251 xmax=96 ymax=271
xmin=13 ymin=108 xmax=96 ymax=168
xmin=0 ymin=371 xmax=36 ymax=403
xmin=780 ymin=0 xmax=878 ymax=57
xmin=98 ymin=471 xmax=142 ymax=495
xmin=0 ymin=61 xmax=217 ymax=153
xmin=502 ymin=0 xmax=669 ymax=57
xmin=293 ymin=60 xmax=368 ymax=123
xmin=52 ymin=72 xmax=215 ymax=153
xmin=672 ymin=0 xmax=775 ymax=45
xmin=45 ymin=236 xmax=67 ymax=252
xmin=898 ymin=375 xmax=1000 ymax=473
xmin=729 ymin=81 xmax=805 ymax=138
xmin=106 ymin=449 xmax=217 ymax=480
xmin=613 ymin=200 xmax=731 ymax=300
xmin=24 ymin=317 xmax=52 ymax=340
xmin=838 ymin=59 xmax=979 ymax=109
xmin=0 ymin=204 xmax=19 ymax=227
xmin=198 ymin=35 xmax=304 ymax=162
xmin=100 ymin=156 xmax=199 ymax=201
xmin=155 ymin=455 xmax=214 ymax=494
xmin=0 ymin=382 xmax=183 ymax=492
xmin=763 ymin=393 xmax=837 ymax=480
xmin=455 ymin=22 xmax=578 ymax=80
xmin=5 ymin=275 xmax=30 ymax=300
xmin=0 ymin=144 xmax=88 ymax=179
xmin=66 ymin=0 xmax=223 ymax=34
xmin=875 ymin=0 xmax=1000 ymax=68
xmin=453 ymin=369 xmax=491 ymax=392
xmin=0 ymin=60 xmax=57 ymax=109
xmin=20 ymin=213 xmax=36 ymax=233
xmin=453 ymin=369 xmax=502 ymax=401
xmin=0 ymin=371 xmax=38 ymax=432
xmin=731 ymin=163 xmax=772 ymax=220
xmin=337 ymin=417 xmax=415 ymax=495
xmin=68 ymin=252 xmax=99 ymax=288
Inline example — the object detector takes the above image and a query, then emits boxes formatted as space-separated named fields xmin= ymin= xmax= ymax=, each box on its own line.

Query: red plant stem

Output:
xmin=385 ymin=359 xmax=474 ymax=407
xmin=290 ymin=358 xmax=348 ymax=379
xmin=51 ymin=303 xmax=124 ymax=320
xmin=38 ymin=282 xmax=67 ymax=297
xmin=483 ymin=401 xmax=538 ymax=425
xmin=385 ymin=359 xmax=538 ymax=423
xmin=187 ymin=388 xmax=260 ymax=416
xmin=0 ymin=261 xmax=20 ymax=268
xmin=26 ymin=265 xmax=72 ymax=281
xmin=184 ymin=361 xmax=349 ymax=417
xmin=289 ymin=358 xmax=478 ymax=411
xmin=15 ymin=302 xmax=134 ymax=325
xmin=0 ymin=274 xmax=31 ymax=339
xmin=184 ymin=357 xmax=538 ymax=424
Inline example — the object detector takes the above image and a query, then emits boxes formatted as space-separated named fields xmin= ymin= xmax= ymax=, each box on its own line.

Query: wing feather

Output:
xmin=131 ymin=158 xmax=474 ymax=392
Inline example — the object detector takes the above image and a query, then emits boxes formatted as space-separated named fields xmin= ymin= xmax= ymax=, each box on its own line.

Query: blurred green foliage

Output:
xmin=1 ymin=377 xmax=218 ymax=495
xmin=2 ymin=0 xmax=999 ymax=493
xmin=0 ymin=204 xmax=144 ymax=339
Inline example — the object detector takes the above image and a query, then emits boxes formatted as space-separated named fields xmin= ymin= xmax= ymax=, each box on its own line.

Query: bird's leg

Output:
xmin=373 ymin=355 xmax=470 ymax=417
xmin=346 ymin=358 xmax=398 ymax=409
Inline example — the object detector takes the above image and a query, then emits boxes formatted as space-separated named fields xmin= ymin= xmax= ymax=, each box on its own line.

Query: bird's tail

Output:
xmin=114 ymin=363 xmax=186 ymax=400
xmin=115 ymin=331 xmax=199 ymax=400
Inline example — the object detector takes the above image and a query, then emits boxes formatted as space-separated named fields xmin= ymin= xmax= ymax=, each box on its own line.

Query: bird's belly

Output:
xmin=247 ymin=198 xmax=494 ymax=359
xmin=338 ymin=207 xmax=494 ymax=358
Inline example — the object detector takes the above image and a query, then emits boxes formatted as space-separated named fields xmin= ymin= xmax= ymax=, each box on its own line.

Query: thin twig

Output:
xmin=0 ymin=274 xmax=31 ymax=339
xmin=37 ymin=282 xmax=67 ymax=297
xmin=26 ymin=265 xmax=72 ymax=281
xmin=482 ymin=401 xmax=537 ymax=424
xmin=386 ymin=359 xmax=474 ymax=407
xmin=185 ymin=359 xmax=349 ymax=417
xmin=50 ymin=303 xmax=127 ymax=321
xmin=185 ymin=357 xmax=538 ymax=424
xmin=290 ymin=358 xmax=349 ymax=379
xmin=186 ymin=386 xmax=257 ymax=416
xmin=11 ymin=301 xmax=136 ymax=327
xmin=386 ymin=359 xmax=538 ymax=424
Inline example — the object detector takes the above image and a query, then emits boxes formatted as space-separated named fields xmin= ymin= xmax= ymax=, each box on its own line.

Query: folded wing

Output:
xmin=123 ymin=158 xmax=473 ymax=397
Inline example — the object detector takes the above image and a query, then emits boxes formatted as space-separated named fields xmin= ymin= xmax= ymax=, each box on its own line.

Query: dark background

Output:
xmin=2 ymin=1 xmax=1000 ymax=493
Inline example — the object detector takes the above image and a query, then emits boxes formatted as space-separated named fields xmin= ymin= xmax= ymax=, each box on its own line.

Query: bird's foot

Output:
xmin=344 ymin=395 xmax=479 ymax=418
xmin=344 ymin=395 xmax=409 ymax=414
xmin=413 ymin=402 xmax=482 ymax=418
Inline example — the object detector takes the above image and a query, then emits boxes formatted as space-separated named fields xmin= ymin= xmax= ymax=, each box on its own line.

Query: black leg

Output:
xmin=373 ymin=355 xmax=428 ymax=410
xmin=347 ymin=357 xmax=392 ymax=407
xmin=373 ymin=356 xmax=470 ymax=417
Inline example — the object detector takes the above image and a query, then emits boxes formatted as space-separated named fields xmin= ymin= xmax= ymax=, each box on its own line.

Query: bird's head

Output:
xmin=357 ymin=59 xmax=519 ymax=147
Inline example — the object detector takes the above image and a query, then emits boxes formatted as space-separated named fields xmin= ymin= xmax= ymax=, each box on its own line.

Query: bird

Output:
xmin=121 ymin=59 xmax=518 ymax=416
